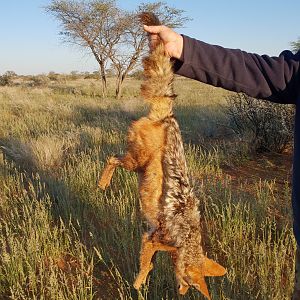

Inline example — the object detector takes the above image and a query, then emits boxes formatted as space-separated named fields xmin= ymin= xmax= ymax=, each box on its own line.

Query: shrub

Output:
xmin=51 ymin=85 xmax=83 ymax=96
xmin=30 ymin=75 xmax=51 ymax=87
xmin=4 ymin=70 xmax=17 ymax=77
xmin=83 ymin=72 xmax=99 ymax=80
xmin=68 ymin=71 xmax=80 ymax=80
xmin=48 ymin=71 xmax=60 ymax=81
xmin=130 ymin=69 xmax=143 ymax=80
xmin=226 ymin=93 xmax=295 ymax=153
xmin=0 ymin=71 xmax=16 ymax=86
xmin=0 ymin=75 xmax=12 ymax=86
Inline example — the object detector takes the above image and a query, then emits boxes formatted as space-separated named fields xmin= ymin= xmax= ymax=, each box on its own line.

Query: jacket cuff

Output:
xmin=173 ymin=35 xmax=196 ymax=78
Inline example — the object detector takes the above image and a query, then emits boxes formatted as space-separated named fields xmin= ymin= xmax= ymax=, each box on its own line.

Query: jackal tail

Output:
xmin=139 ymin=12 xmax=176 ymax=106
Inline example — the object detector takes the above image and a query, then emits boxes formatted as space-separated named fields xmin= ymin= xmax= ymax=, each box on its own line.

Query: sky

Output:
xmin=0 ymin=0 xmax=299 ymax=75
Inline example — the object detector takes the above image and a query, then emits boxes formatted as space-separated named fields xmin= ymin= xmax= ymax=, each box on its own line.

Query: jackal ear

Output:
xmin=203 ymin=257 xmax=226 ymax=277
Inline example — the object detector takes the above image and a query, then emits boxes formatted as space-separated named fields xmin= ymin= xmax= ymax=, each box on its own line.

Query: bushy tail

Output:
xmin=139 ymin=12 xmax=161 ymax=27
xmin=139 ymin=12 xmax=176 ymax=104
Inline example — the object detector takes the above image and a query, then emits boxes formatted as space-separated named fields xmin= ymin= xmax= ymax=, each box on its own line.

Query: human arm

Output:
xmin=144 ymin=25 xmax=300 ymax=105
xmin=175 ymin=35 xmax=300 ymax=104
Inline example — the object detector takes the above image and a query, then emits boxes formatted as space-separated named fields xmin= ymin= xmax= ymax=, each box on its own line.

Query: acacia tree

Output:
xmin=46 ymin=0 xmax=121 ymax=97
xmin=108 ymin=12 xmax=144 ymax=99
xmin=46 ymin=0 xmax=188 ymax=99
xmin=108 ymin=2 xmax=189 ymax=99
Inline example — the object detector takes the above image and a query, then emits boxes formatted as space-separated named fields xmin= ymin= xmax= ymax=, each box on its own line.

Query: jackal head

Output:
xmin=177 ymin=257 xmax=226 ymax=300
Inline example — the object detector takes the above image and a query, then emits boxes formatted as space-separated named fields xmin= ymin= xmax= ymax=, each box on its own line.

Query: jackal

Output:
xmin=98 ymin=12 xmax=226 ymax=299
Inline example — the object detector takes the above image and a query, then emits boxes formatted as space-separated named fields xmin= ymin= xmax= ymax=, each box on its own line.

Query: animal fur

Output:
xmin=98 ymin=12 xmax=226 ymax=299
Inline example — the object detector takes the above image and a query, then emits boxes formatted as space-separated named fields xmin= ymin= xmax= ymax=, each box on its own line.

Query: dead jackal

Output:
xmin=98 ymin=12 xmax=226 ymax=299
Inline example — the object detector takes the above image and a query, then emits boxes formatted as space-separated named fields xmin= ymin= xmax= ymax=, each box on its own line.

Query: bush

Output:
xmin=130 ymin=69 xmax=143 ymax=80
xmin=0 ymin=71 xmax=16 ymax=86
xmin=83 ymin=72 xmax=99 ymax=80
xmin=226 ymin=93 xmax=295 ymax=153
xmin=48 ymin=71 xmax=60 ymax=81
xmin=29 ymin=75 xmax=51 ymax=87
xmin=4 ymin=70 xmax=17 ymax=77
xmin=68 ymin=71 xmax=80 ymax=80
xmin=0 ymin=75 xmax=12 ymax=86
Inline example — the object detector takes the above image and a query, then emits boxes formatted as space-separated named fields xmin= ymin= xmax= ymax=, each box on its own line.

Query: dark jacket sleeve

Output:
xmin=174 ymin=35 xmax=300 ymax=105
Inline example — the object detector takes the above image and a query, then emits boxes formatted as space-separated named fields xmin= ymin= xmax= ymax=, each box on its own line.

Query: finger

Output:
xmin=143 ymin=25 xmax=165 ymax=34
xmin=148 ymin=35 xmax=159 ymax=44
xmin=146 ymin=32 xmax=160 ymax=50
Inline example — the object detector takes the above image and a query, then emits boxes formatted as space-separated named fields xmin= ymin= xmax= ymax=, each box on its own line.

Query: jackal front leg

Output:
xmin=134 ymin=233 xmax=177 ymax=290
xmin=98 ymin=153 xmax=137 ymax=190
xmin=170 ymin=251 xmax=190 ymax=295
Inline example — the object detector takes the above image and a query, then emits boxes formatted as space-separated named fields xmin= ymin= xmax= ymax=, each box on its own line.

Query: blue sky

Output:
xmin=0 ymin=0 xmax=299 ymax=75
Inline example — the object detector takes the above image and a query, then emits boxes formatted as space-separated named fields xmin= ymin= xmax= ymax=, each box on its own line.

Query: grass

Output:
xmin=0 ymin=77 xmax=295 ymax=299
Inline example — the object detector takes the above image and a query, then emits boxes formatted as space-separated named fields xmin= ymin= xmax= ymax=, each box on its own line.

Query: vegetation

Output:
xmin=0 ymin=71 xmax=16 ymax=86
xmin=0 ymin=77 xmax=295 ymax=299
xmin=226 ymin=93 xmax=295 ymax=153
xmin=291 ymin=37 xmax=300 ymax=53
xmin=46 ymin=0 xmax=188 ymax=99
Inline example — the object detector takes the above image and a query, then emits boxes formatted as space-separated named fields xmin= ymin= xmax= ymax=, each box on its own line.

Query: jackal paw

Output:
xmin=133 ymin=263 xmax=154 ymax=290
xmin=178 ymin=283 xmax=189 ymax=295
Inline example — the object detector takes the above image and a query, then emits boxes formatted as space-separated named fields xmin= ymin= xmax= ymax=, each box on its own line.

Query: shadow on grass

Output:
xmin=0 ymin=136 xmax=126 ymax=299
xmin=73 ymin=102 xmax=232 ymax=145
xmin=73 ymin=104 xmax=140 ymax=130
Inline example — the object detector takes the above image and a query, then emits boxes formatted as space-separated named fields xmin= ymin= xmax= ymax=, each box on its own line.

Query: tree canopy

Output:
xmin=46 ymin=0 xmax=189 ymax=98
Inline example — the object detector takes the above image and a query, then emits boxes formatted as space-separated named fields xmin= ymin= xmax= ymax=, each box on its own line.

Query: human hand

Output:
xmin=143 ymin=25 xmax=183 ymax=60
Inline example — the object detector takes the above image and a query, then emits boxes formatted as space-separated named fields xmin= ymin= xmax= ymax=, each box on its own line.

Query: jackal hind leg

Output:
xmin=133 ymin=234 xmax=177 ymax=290
xmin=98 ymin=153 xmax=137 ymax=190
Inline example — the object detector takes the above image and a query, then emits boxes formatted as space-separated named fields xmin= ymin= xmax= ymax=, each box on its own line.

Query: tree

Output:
xmin=4 ymin=71 xmax=17 ymax=77
xmin=46 ymin=0 xmax=120 ymax=97
xmin=108 ymin=2 xmax=189 ymax=99
xmin=46 ymin=0 xmax=189 ymax=99
xmin=291 ymin=37 xmax=300 ymax=53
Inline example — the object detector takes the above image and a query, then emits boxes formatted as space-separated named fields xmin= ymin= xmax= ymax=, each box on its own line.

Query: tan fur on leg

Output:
xmin=170 ymin=250 xmax=190 ymax=295
xmin=98 ymin=157 xmax=120 ymax=190
xmin=134 ymin=234 xmax=177 ymax=290
xmin=99 ymin=153 xmax=138 ymax=190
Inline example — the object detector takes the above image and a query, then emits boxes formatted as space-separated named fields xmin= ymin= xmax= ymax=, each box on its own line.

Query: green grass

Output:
xmin=0 ymin=78 xmax=295 ymax=299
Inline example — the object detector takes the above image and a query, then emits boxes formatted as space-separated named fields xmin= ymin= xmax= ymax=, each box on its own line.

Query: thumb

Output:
xmin=143 ymin=25 xmax=166 ymax=34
